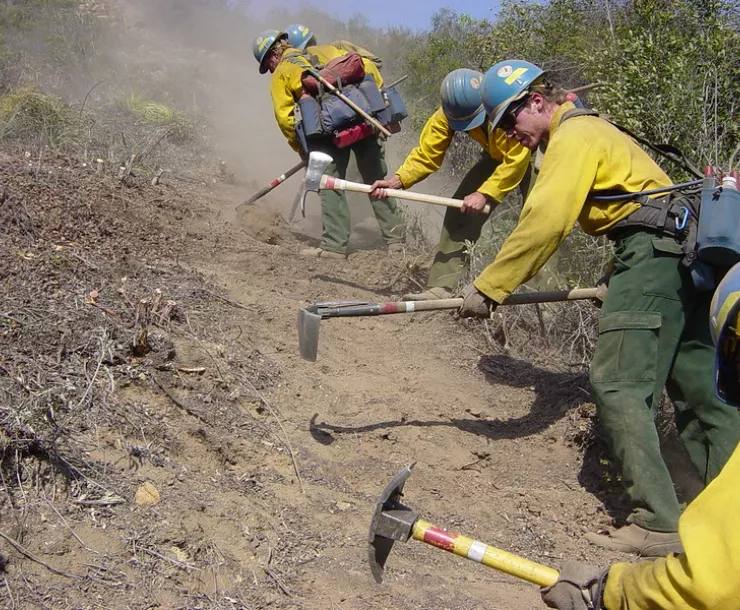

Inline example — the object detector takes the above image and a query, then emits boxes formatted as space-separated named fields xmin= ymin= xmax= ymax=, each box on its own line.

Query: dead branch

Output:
xmin=0 ymin=530 xmax=77 ymax=579
xmin=152 ymin=375 xmax=210 ymax=425
xmin=70 ymin=496 xmax=125 ymax=506
xmin=263 ymin=566 xmax=291 ymax=597
xmin=200 ymin=289 xmax=256 ymax=312
xmin=139 ymin=546 xmax=199 ymax=572
xmin=42 ymin=495 xmax=99 ymax=554
xmin=238 ymin=377 xmax=304 ymax=494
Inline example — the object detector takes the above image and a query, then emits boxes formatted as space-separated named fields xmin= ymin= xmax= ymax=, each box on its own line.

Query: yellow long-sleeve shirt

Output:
xmin=268 ymin=45 xmax=384 ymax=152
xmin=603 ymin=443 xmax=740 ymax=609
xmin=474 ymin=102 xmax=672 ymax=303
xmin=395 ymin=107 xmax=531 ymax=204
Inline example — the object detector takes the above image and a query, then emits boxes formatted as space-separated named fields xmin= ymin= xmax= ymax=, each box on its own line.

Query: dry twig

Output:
xmin=0 ymin=530 xmax=77 ymax=578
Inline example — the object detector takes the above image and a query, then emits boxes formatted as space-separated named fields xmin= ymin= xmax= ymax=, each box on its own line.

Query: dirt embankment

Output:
xmin=1 ymin=147 xmax=670 ymax=610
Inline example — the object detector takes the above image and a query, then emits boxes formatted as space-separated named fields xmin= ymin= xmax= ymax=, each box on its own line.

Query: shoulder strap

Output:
xmin=560 ymin=107 xmax=702 ymax=178
xmin=283 ymin=50 xmax=322 ymax=70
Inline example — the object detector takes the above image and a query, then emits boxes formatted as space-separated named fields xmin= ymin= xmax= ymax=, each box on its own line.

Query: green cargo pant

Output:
xmin=309 ymin=136 xmax=405 ymax=254
xmin=589 ymin=231 xmax=740 ymax=532
xmin=427 ymin=153 xmax=534 ymax=291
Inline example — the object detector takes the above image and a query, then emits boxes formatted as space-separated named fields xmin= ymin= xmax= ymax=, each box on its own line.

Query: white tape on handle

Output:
xmin=467 ymin=540 xmax=487 ymax=563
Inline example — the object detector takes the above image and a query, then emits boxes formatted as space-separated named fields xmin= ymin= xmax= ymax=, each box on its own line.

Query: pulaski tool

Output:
xmin=299 ymin=151 xmax=493 ymax=218
xmin=368 ymin=464 xmax=559 ymax=586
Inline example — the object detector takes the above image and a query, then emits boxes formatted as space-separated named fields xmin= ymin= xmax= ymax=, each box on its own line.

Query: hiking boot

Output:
xmin=584 ymin=523 xmax=683 ymax=557
xmin=387 ymin=242 xmax=404 ymax=253
xmin=402 ymin=287 xmax=453 ymax=301
xmin=299 ymin=247 xmax=345 ymax=259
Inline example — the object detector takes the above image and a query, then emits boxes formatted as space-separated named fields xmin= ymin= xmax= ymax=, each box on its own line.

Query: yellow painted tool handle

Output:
xmin=321 ymin=176 xmax=491 ymax=214
xmin=412 ymin=519 xmax=559 ymax=587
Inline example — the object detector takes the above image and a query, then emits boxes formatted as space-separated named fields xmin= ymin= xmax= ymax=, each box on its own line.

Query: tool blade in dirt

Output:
xmin=297 ymin=307 xmax=322 ymax=362
xmin=368 ymin=463 xmax=418 ymax=583
xmin=298 ymin=300 xmax=377 ymax=361
xmin=368 ymin=465 xmax=561 ymax=587
xmin=244 ymin=160 xmax=306 ymax=205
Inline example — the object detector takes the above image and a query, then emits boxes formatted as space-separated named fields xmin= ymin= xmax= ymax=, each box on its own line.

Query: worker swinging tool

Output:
xmin=251 ymin=29 xmax=409 ymax=257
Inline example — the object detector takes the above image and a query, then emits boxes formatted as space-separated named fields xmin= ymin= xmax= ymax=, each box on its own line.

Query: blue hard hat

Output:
xmin=440 ymin=68 xmax=486 ymax=132
xmin=252 ymin=29 xmax=287 ymax=74
xmin=710 ymin=263 xmax=740 ymax=407
xmin=480 ymin=60 xmax=545 ymax=129
xmin=286 ymin=24 xmax=316 ymax=51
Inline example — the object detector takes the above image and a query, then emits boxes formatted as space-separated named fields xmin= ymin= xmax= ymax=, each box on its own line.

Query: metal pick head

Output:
xmin=368 ymin=463 xmax=418 ymax=583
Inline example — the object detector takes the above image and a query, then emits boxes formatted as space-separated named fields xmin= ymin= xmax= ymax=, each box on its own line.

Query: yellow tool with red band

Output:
xmin=411 ymin=519 xmax=558 ymax=586
xmin=368 ymin=463 xmax=559 ymax=587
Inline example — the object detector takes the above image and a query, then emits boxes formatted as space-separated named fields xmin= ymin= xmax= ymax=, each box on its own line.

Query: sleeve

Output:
xmin=395 ymin=108 xmax=454 ymax=188
xmin=269 ymin=71 xmax=300 ymax=153
xmin=361 ymin=56 xmax=384 ymax=88
xmin=602 ymin=446 xmax=740 ymax=610
xmin=473 ymin=126 xmax=598 ymax=303
xmin=476 ymin=131 xmax=531 ymax=204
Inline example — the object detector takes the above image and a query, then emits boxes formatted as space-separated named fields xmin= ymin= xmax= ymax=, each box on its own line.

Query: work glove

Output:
xmin=457 ymin=284 xmax=497 ymax=319
xmin=541 ymin=561 xmax=608 ymax=610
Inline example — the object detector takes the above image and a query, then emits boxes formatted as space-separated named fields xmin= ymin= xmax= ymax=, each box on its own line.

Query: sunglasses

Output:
xmin=498 ymin=95 xmax=530 ymax=131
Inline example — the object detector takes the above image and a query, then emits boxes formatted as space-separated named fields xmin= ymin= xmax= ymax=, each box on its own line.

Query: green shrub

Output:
xmin=0 ymin=86 xmax=76 ymax=147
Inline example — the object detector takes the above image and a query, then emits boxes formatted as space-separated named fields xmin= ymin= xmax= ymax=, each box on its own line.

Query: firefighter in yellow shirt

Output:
xmin=540 ymin=263 xmax=740 ymax=610
xmin=463 ymin=59 xmax=740 ymax=555
xmin=252 ymin=30 xmax=404 ymax=258
xmin=369 ymin=68 xmax=532 ymax=300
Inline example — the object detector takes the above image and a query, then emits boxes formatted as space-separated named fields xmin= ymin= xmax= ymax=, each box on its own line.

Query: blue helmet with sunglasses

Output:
xmin=440 ymin=68 xmax=486 ymax=132
xmin=480 ymin=60 xmax=545 ymax=130
xmin=710 ymin=264 xmax=740 ymax=407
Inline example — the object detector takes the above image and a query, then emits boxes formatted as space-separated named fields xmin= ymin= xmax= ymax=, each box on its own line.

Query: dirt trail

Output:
xmin=168 ymin=182 xmax=629 ymax=609
xmin=0 ymin=157 xmax=636 ymax=610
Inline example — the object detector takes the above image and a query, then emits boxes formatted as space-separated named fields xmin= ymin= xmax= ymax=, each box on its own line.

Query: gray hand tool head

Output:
xmin=368 ymin=463 xmax=419 ymax=583
xmin=299 ymin=151 xmax=333 ymax=216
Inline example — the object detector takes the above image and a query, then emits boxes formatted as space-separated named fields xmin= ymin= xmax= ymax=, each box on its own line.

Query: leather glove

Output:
xmin=457 ymin=284 xmax=497 ymax=319
xmin=541 ymin=561 xmax=608 ymax=610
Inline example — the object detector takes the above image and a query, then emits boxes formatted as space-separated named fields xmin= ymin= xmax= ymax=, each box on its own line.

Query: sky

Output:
xmin=260 ymin=0 xmax=500 ymax=31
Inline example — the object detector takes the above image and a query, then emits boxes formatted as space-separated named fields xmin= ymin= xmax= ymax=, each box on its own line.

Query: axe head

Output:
xmin=368 ymin=463 xmax=419 ymax=583
xmin=299 ymin=151 xmax=333 ymax=217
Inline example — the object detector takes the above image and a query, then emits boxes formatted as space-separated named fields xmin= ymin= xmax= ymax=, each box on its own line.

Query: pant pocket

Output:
xmin=590 ymin=311 xmax=662 ymax=383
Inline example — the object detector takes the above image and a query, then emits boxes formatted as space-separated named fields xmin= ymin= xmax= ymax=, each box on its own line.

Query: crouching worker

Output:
xmin=252 ymin=30 xmax=405 ymax=258
xmin=541 ymin=264 xmax=740 ymax=609
xmin=370 ymin=68 xmax=532 ymax=300
xmin=460 ymin=59 xmax=740 ymax=555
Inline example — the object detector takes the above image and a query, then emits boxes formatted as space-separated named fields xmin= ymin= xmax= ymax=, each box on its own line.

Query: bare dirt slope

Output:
xmin=1 ymin=152 xmax=652 ymax=610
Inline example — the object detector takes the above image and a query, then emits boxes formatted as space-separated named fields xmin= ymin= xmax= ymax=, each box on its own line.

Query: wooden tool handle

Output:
xmin=320 ymin=176 xmax=491 ymax=215
xmin=316 ymin=75 xmax=393 ymax=137
xmin=503 ymin=287 xmax=600 ymax=304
